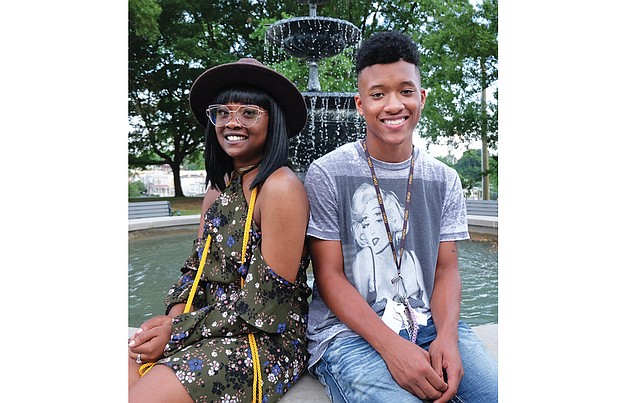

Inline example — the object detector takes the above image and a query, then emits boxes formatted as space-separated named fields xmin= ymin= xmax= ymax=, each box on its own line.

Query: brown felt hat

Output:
xmin=189 ymin=58 xmax=307 ymax=137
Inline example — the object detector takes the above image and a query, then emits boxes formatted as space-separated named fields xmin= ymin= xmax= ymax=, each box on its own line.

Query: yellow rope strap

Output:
xmin=240 ymin=187 xmax=257 ymax=276
xmin=185 ymin=235 xmax=213 ymax=314
xmin=138 ymin=234 xmax=213 ymax=377
xmin=248 ymin=333 xmax=262 ymax=402
xmin=138 ymin=361 xmax=155 ymax=377
xmin=241 ymin=188 xmax=262 ymax=403
xmin=139 ymin=187 xmax=262 ymax=403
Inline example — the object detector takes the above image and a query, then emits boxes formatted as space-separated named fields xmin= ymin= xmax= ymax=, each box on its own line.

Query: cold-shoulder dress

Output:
xmin=157 ymin=176 xmax=311 ymax=402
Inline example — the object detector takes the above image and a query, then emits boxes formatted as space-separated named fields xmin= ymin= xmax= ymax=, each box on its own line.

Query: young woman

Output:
xmin=128 ymin=58 xmax=311 ymax=403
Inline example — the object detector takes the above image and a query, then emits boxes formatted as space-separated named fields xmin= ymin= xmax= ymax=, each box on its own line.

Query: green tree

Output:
xmin=454 ymin=149 xmax=498 ymax=199
xmin=129 ymin=180 xmax=147 ymax=197
xmin=128 ymin=0 xmax=308 ymax=196
xmin=436 ymin=155 xmax=455 ymax=168
xmin=414 ymin=0 xmax=498 ymax=199
xmin=317 ymin=0 xmax=499 ymax=200
xmin=129 ymin=0 xmax=498 ymax=199
xmin=454 ymin=149 xmax=482 ymax=195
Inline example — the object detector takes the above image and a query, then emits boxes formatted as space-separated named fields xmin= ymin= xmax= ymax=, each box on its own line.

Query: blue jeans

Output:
xmin=310 ymin=319 xmax=498 ymax=402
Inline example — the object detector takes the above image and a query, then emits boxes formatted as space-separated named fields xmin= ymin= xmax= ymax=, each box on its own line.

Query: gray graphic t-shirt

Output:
xmin=304 ymin=140 xmax=469 ymax=367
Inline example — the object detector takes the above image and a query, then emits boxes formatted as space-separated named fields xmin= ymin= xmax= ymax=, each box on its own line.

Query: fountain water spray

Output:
xmin=266 ymin=0 xmax=365 ymax=175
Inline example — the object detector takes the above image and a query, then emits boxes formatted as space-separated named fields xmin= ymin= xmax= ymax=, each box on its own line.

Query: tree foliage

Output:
xmin=416 ymin=0 xmax=498 ymax=151
xmin=129 ymin=0 xmax=498 ymax=197
xmin=454 ymin=149 xmax=498 ymax=199
xmin=128 ymin=0 xmax=308 ymax=195
xmin=129 ymin=180 xmax=147 ymax=197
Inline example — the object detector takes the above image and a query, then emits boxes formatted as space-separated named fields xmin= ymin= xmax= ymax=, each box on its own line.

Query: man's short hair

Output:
xmin=355 ymin=31 xmax=420 ymax=75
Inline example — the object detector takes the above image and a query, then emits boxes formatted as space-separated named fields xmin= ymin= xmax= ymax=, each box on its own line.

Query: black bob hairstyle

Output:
xmin=204 ymin=85 xmax=290 ymax=192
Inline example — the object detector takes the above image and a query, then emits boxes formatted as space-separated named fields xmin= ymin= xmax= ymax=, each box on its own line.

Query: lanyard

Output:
xmin=362 ymin=139 xmax=420 ymax=343
xmin=361 ymin=139 xmax=415 ymax=300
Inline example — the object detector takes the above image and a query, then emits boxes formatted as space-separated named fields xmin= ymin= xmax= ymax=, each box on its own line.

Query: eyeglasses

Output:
xmin=206 ymin=104 xmax=267 ymax=128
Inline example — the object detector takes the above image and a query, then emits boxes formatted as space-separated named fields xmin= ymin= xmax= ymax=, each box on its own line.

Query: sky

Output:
xmin=3 ymin=1 xmax=620 ymax=400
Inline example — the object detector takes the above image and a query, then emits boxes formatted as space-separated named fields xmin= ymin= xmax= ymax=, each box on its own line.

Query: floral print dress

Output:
xmin=158 ymin=176 xmax=311 ymax=402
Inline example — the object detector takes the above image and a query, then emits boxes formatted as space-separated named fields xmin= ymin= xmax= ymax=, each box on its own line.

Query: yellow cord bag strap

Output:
xmin=184 ymin=234 xmax=213 ymax=314
xmin=138 ymin=234 xmax=213 ymax=377
xmin=241 ymin=188 xmax=262 ymax=403
xmin=140 ymin=187 xmax=263 ymax=403
xmin=240 ymin=187 xmax=257 ymax=285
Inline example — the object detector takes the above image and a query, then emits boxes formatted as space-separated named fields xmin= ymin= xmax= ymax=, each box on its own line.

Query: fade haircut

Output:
xmin=355 ymin=31 xmax=421 ymax=76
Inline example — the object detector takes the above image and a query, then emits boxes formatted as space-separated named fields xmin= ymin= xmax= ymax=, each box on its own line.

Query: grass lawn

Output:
xmin=129 ymin=197 xmax=203 ymax=216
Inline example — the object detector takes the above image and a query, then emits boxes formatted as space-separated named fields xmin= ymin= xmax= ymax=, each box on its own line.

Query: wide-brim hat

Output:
xmin=189 ymin=58 xmax=307 ymax=137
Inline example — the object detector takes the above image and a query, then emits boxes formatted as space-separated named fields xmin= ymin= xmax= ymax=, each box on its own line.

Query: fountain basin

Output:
xmin=267 ymin=16 xmax=361 ymax=61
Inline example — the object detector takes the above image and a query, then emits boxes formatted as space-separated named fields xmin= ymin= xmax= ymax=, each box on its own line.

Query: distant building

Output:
xmin=180 ymin=171 xmax=207 ymax=197
xmin=129 ymin=165 xmax=206 ymax=197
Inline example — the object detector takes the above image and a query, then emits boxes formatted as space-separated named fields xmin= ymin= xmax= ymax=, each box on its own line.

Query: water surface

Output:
xmin=129 ymin=230 xmax=497 ymax=327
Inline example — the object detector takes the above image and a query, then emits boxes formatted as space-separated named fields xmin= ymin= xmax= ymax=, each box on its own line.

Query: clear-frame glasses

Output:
xmin=206 ymin=104 xmax=267 ymax=128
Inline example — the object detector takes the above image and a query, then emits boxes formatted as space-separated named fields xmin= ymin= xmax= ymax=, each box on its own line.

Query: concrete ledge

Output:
xmin=128 ymin=214 xmax=497 ymax=236
xmin=129 ymin=215 xmax=201 ymax=232
xmin=468 ymin=215 xmax=498 ymax=239
xmin=468 ymin=215 xmax=498 ymax=229
xmin=128 ymin=323 xmax=496 ymax=402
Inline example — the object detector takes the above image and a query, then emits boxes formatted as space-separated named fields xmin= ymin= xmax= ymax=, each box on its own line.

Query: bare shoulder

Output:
xmin=202 ymin=186 xmax=221 ymax=213
xmin=199 ymin=185 xmax=222 ymax=237
xmin=260 ymin=166 xmax=307 ymax=200
xmin=256 ymin=167 xmax=309 ymax=224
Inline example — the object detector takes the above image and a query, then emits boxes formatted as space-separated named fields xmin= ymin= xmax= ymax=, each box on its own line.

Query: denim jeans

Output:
xmin=310 ymin=319 xmax=498 ymax=403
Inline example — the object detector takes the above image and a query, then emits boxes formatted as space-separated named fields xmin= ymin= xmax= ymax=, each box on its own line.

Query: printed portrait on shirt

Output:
xmin=349 ymin=182 xmax=429 ymax=311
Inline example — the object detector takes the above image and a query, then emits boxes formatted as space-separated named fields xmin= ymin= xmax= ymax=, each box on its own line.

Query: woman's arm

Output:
xmin=254 ymin=167 xmax=309 ymax=283
xmin=198 ymin=186 xmax=221 ymax=238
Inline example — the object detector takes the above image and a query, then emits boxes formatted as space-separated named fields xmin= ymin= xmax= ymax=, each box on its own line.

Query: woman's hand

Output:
xmin=128 ymin=315 xmax=173 ymax=363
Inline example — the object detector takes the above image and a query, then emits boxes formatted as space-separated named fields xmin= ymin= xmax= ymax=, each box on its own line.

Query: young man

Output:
xmin=304 ymin=31 xmax=498 ymax=402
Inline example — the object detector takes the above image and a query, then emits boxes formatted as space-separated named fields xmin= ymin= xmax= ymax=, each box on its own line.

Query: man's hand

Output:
xmin=128 ymin=315 xmax=173 ymax=363
xmin=428 ymin=336 xmax=464 ymax=403
xmin=381 ymin=333 xmax=448 ymax=401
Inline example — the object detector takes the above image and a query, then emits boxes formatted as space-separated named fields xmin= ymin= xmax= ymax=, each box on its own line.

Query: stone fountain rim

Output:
xmin=302 ymin=91 xmax=357 ymax=97
xmin=268 ymin=16 xmax=361 ymax=32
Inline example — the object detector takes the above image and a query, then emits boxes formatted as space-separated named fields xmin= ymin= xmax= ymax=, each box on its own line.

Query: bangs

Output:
xmin=213 ymin=86 xmax=271 ymax=111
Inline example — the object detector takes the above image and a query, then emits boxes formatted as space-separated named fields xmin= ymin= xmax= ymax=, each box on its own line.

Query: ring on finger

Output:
xmin=136 ymin=353 xmax=142 ymax=364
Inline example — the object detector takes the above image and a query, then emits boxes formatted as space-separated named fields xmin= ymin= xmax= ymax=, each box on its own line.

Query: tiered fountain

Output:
xmin=266 ymin=0 xmax=365 ymax=174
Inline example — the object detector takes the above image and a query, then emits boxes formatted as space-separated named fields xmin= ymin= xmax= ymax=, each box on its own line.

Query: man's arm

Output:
xmin=309 ymin=237 xmax=448 ymax=400
xmin=428 ymin=240 xmax=464 ymax=403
